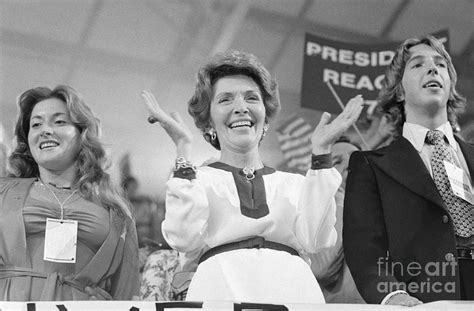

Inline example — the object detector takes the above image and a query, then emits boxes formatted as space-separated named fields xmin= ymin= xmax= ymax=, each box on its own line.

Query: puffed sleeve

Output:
xmin=310 ymin=186 xmax=345 ymax=285
xmin=293 ymin=166 xmax=341 ymax=254
xmin=161 ymin=173 xmax=210 ymax=253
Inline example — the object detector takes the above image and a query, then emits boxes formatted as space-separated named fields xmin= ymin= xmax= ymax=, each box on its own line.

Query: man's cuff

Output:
xmin=311 ymin=153 xmax=333 ymax=170
xmin=380 ymin=290 xmax=408 ymax=305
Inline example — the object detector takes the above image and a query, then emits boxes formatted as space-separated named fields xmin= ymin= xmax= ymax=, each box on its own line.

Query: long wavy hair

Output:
xmin=9 ymin=85 xmax=132 ymax=219
xmin=188 ymin=50 xmax=281 ymax=150
xmin=379 ymin=35 xmax=465 ymax=133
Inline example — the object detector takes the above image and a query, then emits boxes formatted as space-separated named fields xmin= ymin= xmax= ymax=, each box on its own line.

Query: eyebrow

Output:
xmin=407 ymin=54 xmax=445 ymax=64
xmin=215 ymin=89 xmax=261 ymax=98
xmin=215 ymin=91 xmax=233 ymax=97
xmin=30 ymin=112 xmax=68 ymax=120
xmin=245 ymin=90 xmax=261 ymax=95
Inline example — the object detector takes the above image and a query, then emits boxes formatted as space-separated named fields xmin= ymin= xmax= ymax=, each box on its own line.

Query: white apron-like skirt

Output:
xmin=186 ymin=248 xmax=325 ymax=304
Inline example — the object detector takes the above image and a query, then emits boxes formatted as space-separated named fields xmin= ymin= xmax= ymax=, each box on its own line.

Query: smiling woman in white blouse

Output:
xmin=142 ymin=50 xmax=363 ymax=304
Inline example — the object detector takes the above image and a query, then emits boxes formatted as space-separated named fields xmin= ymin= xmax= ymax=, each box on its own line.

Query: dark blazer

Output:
xmin=343 ymin=135 xmax=474 ymax=303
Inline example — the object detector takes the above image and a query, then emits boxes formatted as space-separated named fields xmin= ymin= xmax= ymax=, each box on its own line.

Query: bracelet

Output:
xmin=174 ymin=157 xmax=197 ymax=180
xmin=174 ymin=157 xmax=196 ymax=171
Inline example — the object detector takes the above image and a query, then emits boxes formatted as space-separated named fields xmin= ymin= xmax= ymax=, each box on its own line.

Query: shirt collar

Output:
xmin=402 ymin=121 xmax=457 ymax=152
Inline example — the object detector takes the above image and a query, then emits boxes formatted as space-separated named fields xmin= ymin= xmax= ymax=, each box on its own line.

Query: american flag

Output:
xmin=276 ymin=114 xmax=313 ymax=174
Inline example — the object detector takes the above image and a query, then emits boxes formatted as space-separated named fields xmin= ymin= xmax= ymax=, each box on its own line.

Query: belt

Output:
xmin=0 ymin=266 xmax=86 ymax=292
xmin=456 ymin=248 xmax=474 ymax=260
xmin=199 ymin=236 xmax=299 ymax=264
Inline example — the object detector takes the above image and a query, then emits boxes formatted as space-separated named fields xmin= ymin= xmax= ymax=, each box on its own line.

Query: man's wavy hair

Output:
xmin=188 ymin=50 xmax=281 ymax=150
xmin=379 ymin=35 xmax=465 ymax=133
xmin=9 ymin=85 xmax=132 ymax=219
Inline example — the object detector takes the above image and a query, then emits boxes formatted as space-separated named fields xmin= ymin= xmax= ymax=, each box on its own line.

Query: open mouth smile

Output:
xmin=229 ymin=120 xmax=254 ymax=129
xmin=39 ymin=141 xmax=59 ymax=150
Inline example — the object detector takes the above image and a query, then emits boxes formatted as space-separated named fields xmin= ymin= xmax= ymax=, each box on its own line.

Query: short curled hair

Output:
xmin=9 ymin=85 xmax=132 ymax=219
xmin=379 ymin=35 xmax=465 ymax=133
xmin=188 ymin=50 xmax=281 ymax=150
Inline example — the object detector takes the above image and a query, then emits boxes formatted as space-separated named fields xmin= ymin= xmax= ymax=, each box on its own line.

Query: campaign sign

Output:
xmin=301 ymin=30 xmax=449 ymax=113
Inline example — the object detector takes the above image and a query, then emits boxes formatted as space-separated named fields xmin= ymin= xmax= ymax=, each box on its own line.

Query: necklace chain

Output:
xmin=40 ymin=180 xmax=78 ymax=220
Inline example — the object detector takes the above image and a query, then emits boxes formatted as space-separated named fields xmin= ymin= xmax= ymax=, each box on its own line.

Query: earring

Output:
xmin=262 ymin=124 xmax=269 ymax=138
xmin=209 ymin=129 xmax=217 ymax=141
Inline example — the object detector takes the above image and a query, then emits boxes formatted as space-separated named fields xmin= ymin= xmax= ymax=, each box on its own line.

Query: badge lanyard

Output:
xmin=41 ymin=180 xmax=79 ymax=263
xmin=41 ymin=181 xmax=78 ymax=220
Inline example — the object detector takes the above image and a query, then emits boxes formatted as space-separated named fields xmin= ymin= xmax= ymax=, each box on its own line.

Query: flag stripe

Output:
xmin=282 ymin=148 xmax=312 ymax=160
xmin=277 ymin=115 xmax=303 ymax=133
xmin=288 ymin=123 xmax=313 ymax=137
xmin=278 ymin=134 xmax=312 ymax=149
xmin=277 ymin=115 xmax=314 ymax=172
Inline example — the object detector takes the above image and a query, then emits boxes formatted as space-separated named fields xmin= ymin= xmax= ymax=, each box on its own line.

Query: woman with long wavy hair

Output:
xmin=0 ymin=85 xmax=139 ymax=301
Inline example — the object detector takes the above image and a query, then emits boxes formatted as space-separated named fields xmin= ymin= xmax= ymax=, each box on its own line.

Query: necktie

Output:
xmin=426 ymin=130 xmax=473 ymax=238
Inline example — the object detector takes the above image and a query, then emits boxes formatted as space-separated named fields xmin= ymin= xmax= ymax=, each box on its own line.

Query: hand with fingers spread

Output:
xmin=141 ymin=90 xmax=193 ymax=159
xmin=311 ymin=95 xmax=364 ymax=155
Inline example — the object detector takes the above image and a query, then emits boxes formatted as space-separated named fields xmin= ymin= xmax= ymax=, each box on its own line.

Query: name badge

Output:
xmin=44 ymin=218 xmax=78 ymax=263
xmin=444 ymin=161 xmax=474 ymax=205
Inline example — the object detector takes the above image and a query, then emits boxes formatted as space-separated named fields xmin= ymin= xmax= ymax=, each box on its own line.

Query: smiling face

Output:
xmin=401 ymin=44 xmax=451 ymax=121
xmin=210 ymin=75 xmax=266 ymax=153
xmin=28 ymin=97 xmax=81 ymax=174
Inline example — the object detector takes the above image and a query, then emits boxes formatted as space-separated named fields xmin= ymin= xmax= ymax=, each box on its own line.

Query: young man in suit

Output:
xmin=343 ymin=35 xmax=473 ymax=306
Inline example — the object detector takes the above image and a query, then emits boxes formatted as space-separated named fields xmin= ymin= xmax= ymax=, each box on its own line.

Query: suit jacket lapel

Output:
xmin=371 ymin=137 xmax=446 ymax=210
xmin=456 ymin=136 xmax=474 ymax=178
